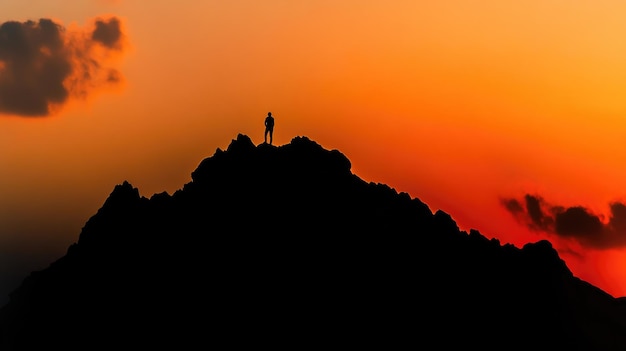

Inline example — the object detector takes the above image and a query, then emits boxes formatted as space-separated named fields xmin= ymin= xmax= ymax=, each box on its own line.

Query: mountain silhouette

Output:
xmin=2 ymin=133 xmax=626 ymax=350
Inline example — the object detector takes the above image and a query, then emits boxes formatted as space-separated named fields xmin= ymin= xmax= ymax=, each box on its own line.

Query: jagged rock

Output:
xmin=1 ymin=134 xmax=626 ymax=350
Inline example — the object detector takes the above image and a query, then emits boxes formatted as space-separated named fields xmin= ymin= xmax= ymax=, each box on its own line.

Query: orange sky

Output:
xmin=2 ymin=0 xmax=626 ymax=304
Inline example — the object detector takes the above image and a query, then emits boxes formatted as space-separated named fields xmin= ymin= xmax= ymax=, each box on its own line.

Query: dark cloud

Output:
xmin=608 ymin=202 xmax=626 ymax=234
xmin=502 ymin=194 xmax=626 ymax=249
xmin=525 ymin=194 xmax=543 ymax=226
xmin=92 ymin=17 xmax=122 ymax=49
xmin=500 ymin=195 xmax=554 ymax=232
xmin=555 ymin=206 xmax=603 ymax=238
xmin=0 ymin=16 xmax=126 ymax=117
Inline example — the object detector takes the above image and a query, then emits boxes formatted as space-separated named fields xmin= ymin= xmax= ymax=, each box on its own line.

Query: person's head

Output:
xmin=267 ymin=112 xmax=272 ymax=116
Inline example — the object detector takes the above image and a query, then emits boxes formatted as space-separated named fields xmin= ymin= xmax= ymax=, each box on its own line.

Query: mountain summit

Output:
xmin=2 ymin=134 xmax=626 ymax=350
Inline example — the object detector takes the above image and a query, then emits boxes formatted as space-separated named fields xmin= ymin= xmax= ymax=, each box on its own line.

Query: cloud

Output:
xmin=501 ymin=194 xmax=626 ymax=249
xmin=0 ymin=16 xmax=126 ymax=117
xmin=92 ymin=17 xmax=122 ymax=49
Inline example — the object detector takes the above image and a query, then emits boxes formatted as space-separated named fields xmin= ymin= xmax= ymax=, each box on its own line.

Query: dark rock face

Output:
xmin=2 ymin=133 xmax=626 ymax=350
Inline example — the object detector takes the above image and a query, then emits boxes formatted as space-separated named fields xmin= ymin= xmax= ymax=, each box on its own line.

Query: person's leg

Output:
xmin=269 ymin=130 xmax=273 ymax=144
xmin=264 ymin=130 xmax=268 ymax=143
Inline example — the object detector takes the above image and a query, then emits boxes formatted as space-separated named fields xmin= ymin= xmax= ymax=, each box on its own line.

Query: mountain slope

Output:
xmin=2 ymin=134 xmax=626 ymax=350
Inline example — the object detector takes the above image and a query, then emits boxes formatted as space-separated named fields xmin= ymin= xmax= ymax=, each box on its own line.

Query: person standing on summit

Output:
xmin=264 ymin=112 xmax=275 ymax=145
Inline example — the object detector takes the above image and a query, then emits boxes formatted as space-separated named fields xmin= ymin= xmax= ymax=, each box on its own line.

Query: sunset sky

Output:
xmin=2 ymin=0 xmax=626 ymax=305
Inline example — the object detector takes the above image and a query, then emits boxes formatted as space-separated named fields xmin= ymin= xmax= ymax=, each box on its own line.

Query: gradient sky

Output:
xmin=2 ymin=0 xmax=626 ymax=305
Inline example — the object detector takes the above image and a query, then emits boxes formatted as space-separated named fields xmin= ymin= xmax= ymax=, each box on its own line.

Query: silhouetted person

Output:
xmin=264 ymin=112 xmax=275 ymax=144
